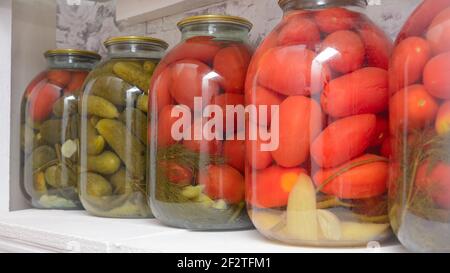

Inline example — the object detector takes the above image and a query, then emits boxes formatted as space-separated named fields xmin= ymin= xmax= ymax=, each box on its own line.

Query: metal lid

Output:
xmin=278 ymin=0 xmax=367 ymax=9
xmin=177 ymin=15 xmax=253 ymax=30
xmin=44 ymin=49 xmax=101 ymax=60
xmin=104 ymin=36 xmax=169 ymax=49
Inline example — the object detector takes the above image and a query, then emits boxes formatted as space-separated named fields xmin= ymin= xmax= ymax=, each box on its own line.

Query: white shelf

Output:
xmin=0 ymin=210 xmax=407 ymax=253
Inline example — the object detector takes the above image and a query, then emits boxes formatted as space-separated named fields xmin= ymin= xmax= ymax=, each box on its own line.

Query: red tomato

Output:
xmin=370 ymin=115 xmax=389 ymax=147
xmin=380 ymin=136 xmax=392 ymax=158
xmin=211 ymin=93 xmax=245 ymax=135
xmin=314 ymin=7 xmax=359 ymax=33
xmin=223 ymin=138 xmax=245 ymax=173
xmin=28 ymin=83 xmax=61 ymax=122
xmin=321 ymin=67 xmax=389 ymax=118
xmin=389 ymin=37 xmax=431 ymax=93
xmin=47 ymin=70 xmax=72 ymax=88
xmin=313 ymin=154 xmax=388 ymax=199
xmin=358 ymin=21 xmax=393 ymax=70
xmin=65 ymin=71 xmax=88 ymax=94
xmin=157 ymin=105 xmax=182 ymax=147
xmin=246 ymin=86 xmax=284 ymax=127
xmin=162 ymin=36 xmax=221 ymax=65
xmin=159 ymin=161 xmax=193 ymax=186
xmin=183 ymin=118 xmax=222 ymax=155
xmin=277 ymin=15 xmax=320 ymax=47
xmin=199 ymin=164 xmax=245 ymax=204
xmin=426 ymin=7 xmax=450 ymax=54
xmin=149 ymin=67 xmax=174 ymax=113
xmin=213 ymin=44 xmax=251 ymax=94
xmin=389 ymin=85 xmax=439 ymax=134
xmin=397 ymin=0 xmax=450 ymax=43
xmin=321 ymin=30 xmax=365 ymax=74
xmin=257 ymin=46 xmax=329 ymax=96
xmin=311 ymin=114 xmax=377 ymax=168
xmin=170 ymin=59 xmax=219 ymax=109
xmin=246 ymin=128 xmax=273 ymax=171
xmin=245 ymin=31 xmax=278 ymax=94
xmin=416 ymin=161 xmax=450 ymax=209
xmin=24 ymin=72 xmax=47 ymax=97
xmin=272 ymin=96 xmax=323 ymax=168
xmin=435 ymin=101 xmax=450 ymax=135
xmin=246 ymin=165 xmax=305 ymax=208
xmin=423 ymin=52 xmax=450 ymax=99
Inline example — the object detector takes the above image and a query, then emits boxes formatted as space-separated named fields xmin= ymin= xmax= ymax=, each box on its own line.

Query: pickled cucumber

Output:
xmin=91 ymin=76 xmax=137 ymax=107
xmin=33 ymin=172 xmax=47 ymax=193
xmin=29 ymin=145 xmax=56 ymax=170
xmin=21 ymin=124 xmax=44 ymax=154
xmin=87 ymin=151 xmax=121 ymax=175
xmin=143 ymin=61 xmax=156 ymax=74
xmin=80 ymin=95 xmax=119 ymax=119
xmin=53 ymin=95 xmax=78 ymax=117
xmin=95 ymin=119 xmax=145 ymax=178
xmin=136 ymin=94 xmax=148 ymax=113
xmin=86 ymin=172 xmax=112 ymax=197
xmin=110 ymin=168 xmax=142 ymax=195
xmin=40 ymin=118 xmax=77 ymax=145
xmin=45 ymin=165 xmax=77 ymax=188
xmin=86 ymin=120 xmax=105 ymax=155
xmin=113 ymin=62 xmax=150 ymax=93
xmin=119 ymin=108 xmax=147 ymax=144
xmin=40 ymin=120 xmax=62 ymax=144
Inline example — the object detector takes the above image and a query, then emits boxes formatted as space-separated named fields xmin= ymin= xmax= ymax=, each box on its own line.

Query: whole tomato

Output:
xmin=199 ymin=164 xmax=245 ymax=205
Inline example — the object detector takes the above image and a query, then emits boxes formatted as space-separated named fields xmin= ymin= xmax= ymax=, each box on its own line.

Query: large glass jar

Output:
xmin=79 ymin=36 xmax=167 ymax=218
xmin=246 ymin=0 xmax=393 ymax=246
xmin=149 ymin=15 xmax=253 ymax=230
xmin=388 ymin=0 xmax=450 ymax=252
xmin=21 ymin=49 xmax=100 ymax=209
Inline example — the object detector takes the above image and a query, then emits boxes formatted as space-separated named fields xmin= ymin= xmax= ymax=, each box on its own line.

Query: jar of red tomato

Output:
xmin=246 ymin=0 xmax=393 ymax=246
xmin=388 ymin=0 xmax=450 ymax=252
xmin=21 ymin=49 xmax=100 ymax=209
xmin=149 ymin=15 xmax=253 ymax=230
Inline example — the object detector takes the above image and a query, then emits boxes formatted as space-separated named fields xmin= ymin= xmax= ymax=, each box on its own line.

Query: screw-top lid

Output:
xmin=104 ymin=36 xmax=169 ymax=49
xmin=177 ymin=15 xmax=253 ymax=30
xmin=44 ymin=49 xmax=101 ymax=60
xmin=278 ymin=0 xmax=367 ymax=9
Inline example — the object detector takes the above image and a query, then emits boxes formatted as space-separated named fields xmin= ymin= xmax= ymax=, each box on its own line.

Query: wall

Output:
xmin=56 ymin=0 xmax=422 ymax=55
xmin=0 ymin=0 xmax=12 ymax=212
xmin=10 ymin=0 xmax=57 ymax=211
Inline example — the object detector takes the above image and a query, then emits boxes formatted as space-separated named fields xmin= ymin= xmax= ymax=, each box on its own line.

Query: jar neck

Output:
xmin=180 ymin=23 xmax=250 ymax=43
xmin=280 ymin=0 xmax=366 ymax=12
xmin=46 ymin=55 xmax=99 ymax=71
xmin=106 ymin=43 xmax=166 ymax=60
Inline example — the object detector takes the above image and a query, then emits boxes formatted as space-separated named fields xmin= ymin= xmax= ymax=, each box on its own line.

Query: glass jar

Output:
xmin=79 ymin=36 xmax=167 ymax=218
xmin=246 ymin=0 xmax=393 ymax=246
xmin=388 ymin=0 xmax=450 ymax=252
xmin=149 ymin=15 xmax=254 ymax=230
xmin=21 ymin=49 xmax=101 ymax=209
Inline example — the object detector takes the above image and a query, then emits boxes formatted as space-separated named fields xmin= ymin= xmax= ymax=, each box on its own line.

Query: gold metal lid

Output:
xmin=44 ymin=49 xmax=101 ymax=60
xmin=177 ymin=15 xmax=253 ymax=30
xmin=278 ymin=0 xmax=367 ymax=8
xmin=104 ymin=36 xmax=169 ymax=49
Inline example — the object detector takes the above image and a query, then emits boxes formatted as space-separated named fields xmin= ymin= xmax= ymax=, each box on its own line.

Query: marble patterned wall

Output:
xmin=56 ymin=0 xmax=422 ymax=55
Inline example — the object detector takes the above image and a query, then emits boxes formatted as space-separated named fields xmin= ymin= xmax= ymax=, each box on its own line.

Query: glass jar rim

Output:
xmin=177 ymin=15 xmax=253 ymax=31
xmin=104 ymin=36 xmax=169 ymax=50
xmin=44 ymin=49 xmax=101 ymax=60
xmin=278 ymin=0 xmax=367 ymax=9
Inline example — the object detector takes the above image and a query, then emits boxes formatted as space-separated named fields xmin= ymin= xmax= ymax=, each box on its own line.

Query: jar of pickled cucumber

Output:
xmin=149 ymin=15 xmax=254 ymax=230
xmin=246 ymin=0 xmax=393 ymax=246
xmin=79 ymin=36 xmax=168 ymax=218
xmin=21 ymin=49 xmax=101 ymax=209
xmin=388 ymin=0 xmax=450 ymax=252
